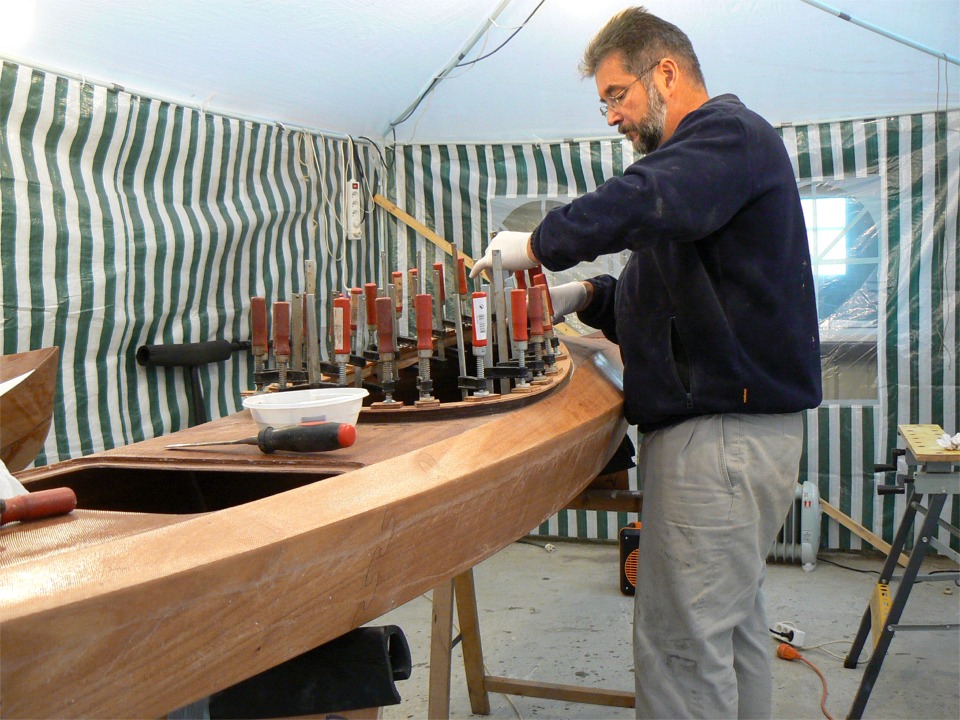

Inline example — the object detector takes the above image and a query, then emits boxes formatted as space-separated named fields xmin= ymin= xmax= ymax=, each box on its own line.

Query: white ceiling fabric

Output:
xmin=1 ymin=0 xmax=957 ymax=144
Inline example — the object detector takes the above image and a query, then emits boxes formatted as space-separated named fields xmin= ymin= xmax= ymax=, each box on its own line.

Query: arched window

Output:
xmin=799 ymin=178 xmax=881 ymax=402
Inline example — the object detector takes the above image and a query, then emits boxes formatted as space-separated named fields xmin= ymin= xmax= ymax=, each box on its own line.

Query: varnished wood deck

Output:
xmin=1 ymin=335 xmax=626 ymax=718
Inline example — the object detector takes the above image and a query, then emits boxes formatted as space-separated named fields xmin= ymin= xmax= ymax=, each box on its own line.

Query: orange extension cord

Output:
xmin=777 ymin=643 xmax=836 ymax=720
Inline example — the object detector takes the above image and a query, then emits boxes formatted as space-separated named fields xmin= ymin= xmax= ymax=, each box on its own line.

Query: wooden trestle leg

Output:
xmin=426 ymin=473 xmax=642 ymax=716
xmin=427 ymin=579 xmax=455 ymax=719
xmin=455 ymin=570 xmax=491 ymax=714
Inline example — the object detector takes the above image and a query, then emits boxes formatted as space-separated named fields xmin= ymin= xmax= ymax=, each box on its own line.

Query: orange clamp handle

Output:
xmin=510 ymin=288 xmax=528 ymax=342
xmin=251 ymin=296 xmax=267 ymax=354
xmin=433 ymin=262 xmax=445 ymax=302
xmin=415 ymin=294 xmax=434 ymax=351
xmin=529 ymin=264 xmax=543 ymax=284
xmin=527 ymin=286 xmax=543 ymax=337
xmin=273 ymin=301 xmax=291 ymax=358
xmin=333 ymin=296 xmax=351 ymax=355
xmin=376 ymin=296 xmax=395 ymax=354
xmin=457 ymin=257 xmax=468 ymax=295
xmin=364 ymin=283 xmax=378 ymax=326
xmin=540 ymin=286 xmax=553 ymax=331
xmin=471 ymin=292 xmax=488 ymax=347
xmin=349 ymin=287 xmax=363 ymax=330
xmin=514 ymin=270 xmax=527 ymax=290
xmin=392 ymin=271 xmax=404 ymax=313
xmin=532 ymin=273 xmax=554 ymax=322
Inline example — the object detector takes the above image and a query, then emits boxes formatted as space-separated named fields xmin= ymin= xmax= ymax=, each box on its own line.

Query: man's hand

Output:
xmin=549 ymin=281 xmax=590 ymax=324
xmin=469 ymin=231 xmax=536 ymax=280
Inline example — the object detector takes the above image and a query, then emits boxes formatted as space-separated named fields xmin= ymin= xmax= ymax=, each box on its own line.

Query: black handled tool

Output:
xmin=166 ymin=422 xmax=356 ymax=453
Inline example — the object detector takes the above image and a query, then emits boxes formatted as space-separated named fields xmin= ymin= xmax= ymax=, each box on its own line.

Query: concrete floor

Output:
xmin=376 ymin=540 xmax=960 ymax=720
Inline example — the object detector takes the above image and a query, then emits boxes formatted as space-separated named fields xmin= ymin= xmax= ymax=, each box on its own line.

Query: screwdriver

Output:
xmin=166 ymin=421 xmax=356 ymax=454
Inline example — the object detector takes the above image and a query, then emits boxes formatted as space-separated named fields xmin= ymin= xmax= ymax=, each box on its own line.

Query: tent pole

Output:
xmin=385 ymin=0 xmax=514 ymax=136
xmin=800 ymin=0 xmax=959 ymax=66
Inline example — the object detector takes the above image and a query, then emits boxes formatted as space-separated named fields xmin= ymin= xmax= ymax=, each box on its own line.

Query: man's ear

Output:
xmin=658 ymin=58 xmax=681 ymax=95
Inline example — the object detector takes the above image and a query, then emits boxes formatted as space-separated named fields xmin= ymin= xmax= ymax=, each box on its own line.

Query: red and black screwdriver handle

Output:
xmin=256 ymin=421 xmax=356 ymax=453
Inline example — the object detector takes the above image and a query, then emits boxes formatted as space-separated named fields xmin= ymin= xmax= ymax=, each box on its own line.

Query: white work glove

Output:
xmin=469 ymin=231 xmax=536 ymax=279
xmin=549 ymin=281 xmax=589 ymax=324
xmin=937 ymin=432 xmax=960 ymax=450
xmin=0 ymin=459 xmax=28 ymax=500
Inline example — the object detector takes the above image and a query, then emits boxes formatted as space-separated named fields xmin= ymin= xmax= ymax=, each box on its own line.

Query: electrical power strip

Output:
xmin=771 ymin=621 xmax=807 ymax=647
xmin=345 ymin=179 xmax=362 ymax=240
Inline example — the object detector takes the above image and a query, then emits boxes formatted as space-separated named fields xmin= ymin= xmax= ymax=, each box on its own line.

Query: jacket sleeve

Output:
xmin=531 ymin=109 xmax=754 ymax=271
xmin=576 ymin=274 xmax=619 ymax=344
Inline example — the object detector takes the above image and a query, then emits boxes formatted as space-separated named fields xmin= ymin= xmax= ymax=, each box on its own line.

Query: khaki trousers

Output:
xmin=633 ymin=413 xmax=803 ymax=719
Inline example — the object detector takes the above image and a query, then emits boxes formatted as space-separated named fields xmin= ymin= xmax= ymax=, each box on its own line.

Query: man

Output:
xmin=471 ymin=7 xmax=822 ymax=719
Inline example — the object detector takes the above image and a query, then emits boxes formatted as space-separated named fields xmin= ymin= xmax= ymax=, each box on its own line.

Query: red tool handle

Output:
xmin=376 ymin=296 xmax=395 ymax=353
xmin=0 ymin=487 xmax=77 ymax=526
xmin=433 ymin=262 xmax=445 ymax=302
xmin=416 ymin=294 xmax=434 ymax=351
xmin=392 ymin=271 xmax=404 ymax=313
xmin=527 ymin=286 xmax=543 ymax=337
xmin=333 ymin=296 xmax=351 ymax=355
xmin=349 ymin=287 xmax=363 ymax=330
xmin=328 ymin=293 xmax=337 ymax=338
xmin=539 ymin=286 xmax=553 ymax=331
xmin=273 ymin=301 xmax=291 ymax=358
xmin=529 ymin=264 xmax=543 ymax=284
xmin=257 ymin=422 xmax=356 ymax=453
xmin=511 ymin=288 xmax=528 ymax=342
xmin=364 ymin=283 xmax=378 ymax=326
xmin=532 ymin=273 xmax=554 ymax=322
xmin=457 ymin=257 xmax=468 ymax=295
xmin=251 ymin=296 xmax=268 ymax=354
xmin=471 ymin=292 xmax=488 ymax=347
xmin=514 ymin=270 xmax=527 ymax=290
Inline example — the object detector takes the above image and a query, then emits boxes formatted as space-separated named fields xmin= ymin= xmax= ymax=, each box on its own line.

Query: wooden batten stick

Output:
xmin=821 ymin=499 xmax=909 ymax=568
xmin=373 ymin=194 xmax=475 ymax=269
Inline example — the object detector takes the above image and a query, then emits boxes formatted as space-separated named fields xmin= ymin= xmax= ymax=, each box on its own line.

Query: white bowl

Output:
xmin=242 ymin=388 xmax=368 ymax=429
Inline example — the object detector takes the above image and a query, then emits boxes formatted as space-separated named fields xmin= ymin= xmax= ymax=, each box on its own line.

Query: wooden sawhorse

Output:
xmin=426 ymin=471 xmax=642 ymax=718
xmin=843 ymin=424 xmax=960 ymax=719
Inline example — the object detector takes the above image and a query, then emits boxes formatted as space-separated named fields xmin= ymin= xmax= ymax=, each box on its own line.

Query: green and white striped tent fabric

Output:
xmin=2 ymin=60 xmax=957 ymax=549
xmin=1 ymin=60 xmax=383 ymax=461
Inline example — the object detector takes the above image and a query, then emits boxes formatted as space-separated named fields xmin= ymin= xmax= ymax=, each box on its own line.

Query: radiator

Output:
xmin=768 ymin=481 xmax=821 ymax=572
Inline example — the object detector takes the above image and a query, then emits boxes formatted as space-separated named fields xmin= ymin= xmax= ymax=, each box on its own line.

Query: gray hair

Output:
xmin=581 ymin=6 xmax=706 ymax=88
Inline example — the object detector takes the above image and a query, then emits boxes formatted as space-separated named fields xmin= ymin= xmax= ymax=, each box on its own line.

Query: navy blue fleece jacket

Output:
xmin=531 ymin=94 xmax=822 ymax=431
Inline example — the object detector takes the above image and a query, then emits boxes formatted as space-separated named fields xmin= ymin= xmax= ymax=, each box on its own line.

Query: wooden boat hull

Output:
xmin=0 ymin=346 xmax=59 ymax=472
xmin=0 ymin=335 xmax=626 ymax=718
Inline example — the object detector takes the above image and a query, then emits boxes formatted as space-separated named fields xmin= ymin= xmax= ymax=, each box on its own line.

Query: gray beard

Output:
xmin=627 ymin=82 xmax=666 ymax=155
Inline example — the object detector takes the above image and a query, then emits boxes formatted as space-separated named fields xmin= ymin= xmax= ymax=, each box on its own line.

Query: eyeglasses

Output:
xmin=599 ymin=59 xmax=662 ymax=118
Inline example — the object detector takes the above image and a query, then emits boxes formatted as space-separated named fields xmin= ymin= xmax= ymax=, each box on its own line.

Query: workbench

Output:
xmin=844 ymin=424 xmax=960 ymax=719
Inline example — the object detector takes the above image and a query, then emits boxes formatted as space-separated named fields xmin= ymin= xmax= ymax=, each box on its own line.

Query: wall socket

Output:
xmin=345 ymin=179 xmax=362 ymax=240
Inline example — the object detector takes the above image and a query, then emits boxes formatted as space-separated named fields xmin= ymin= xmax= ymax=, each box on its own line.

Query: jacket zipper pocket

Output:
xmin=669 ymin=317 xmax=694 ymax=408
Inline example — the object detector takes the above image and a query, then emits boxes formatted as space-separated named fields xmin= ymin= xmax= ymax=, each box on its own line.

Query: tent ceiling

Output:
xmin=2 ymin=0 xmax=957 ymax=144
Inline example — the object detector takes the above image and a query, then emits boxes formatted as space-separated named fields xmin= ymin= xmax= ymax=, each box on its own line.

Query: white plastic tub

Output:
xmin=242 ymin=388 xmax=368 ymax=429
